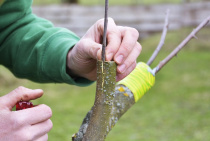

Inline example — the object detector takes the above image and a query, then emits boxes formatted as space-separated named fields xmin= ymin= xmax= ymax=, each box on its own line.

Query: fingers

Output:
xmin=34 ymin=134 xmax=48 ymax=141
xmin=13 ymin=104 xmax=52 ymax=125
xmin=116 ymin=61 xmax=137 ymax=81
xmin=17 ymin=119 xmax=51 ymax=141
xmin=97 ymin=19 xmax=141 ymax=73
xmin=95 ymin=18 xmax=122 ymax=61
xmin=78 ymin=38 xmax=102 ymax=60
xmin=81 ymin=18 xmax=121 ymax=61
xmin=104 ymin=19 xmax=122 ymax=61
xmin=31 ymin=119 xmax=52 ymax=140
xmin=11 ymin=105 xmax=52 ymax=140
xmin=117 ymin=42 xmax=142 ymax=74
xmin=67 ymin=18 xmax=142 ymax=81
xmin=0 ymin=86 xmax=43 ymax=110
xmin=114 ymin=26 xmax=139 ymax=63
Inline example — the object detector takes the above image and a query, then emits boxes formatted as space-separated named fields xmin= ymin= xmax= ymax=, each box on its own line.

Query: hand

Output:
xmin=67 ymin=18 xmax=142 ymax=81
xmin=0 ymin=86 xmax=52 ymax=141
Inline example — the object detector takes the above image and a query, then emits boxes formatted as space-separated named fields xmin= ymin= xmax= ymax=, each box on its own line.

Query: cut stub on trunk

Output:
xmin=72 ymin=62 xmax=155 ymax=141
xmin=72 ymin=60 xmax=117 ymax=141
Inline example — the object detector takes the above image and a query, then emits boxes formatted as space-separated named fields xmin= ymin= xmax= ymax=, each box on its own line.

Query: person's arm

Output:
xmin=0 ymin=0 xmax=92 ymax=86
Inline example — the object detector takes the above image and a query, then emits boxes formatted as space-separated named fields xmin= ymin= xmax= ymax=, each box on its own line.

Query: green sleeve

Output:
xmin=0 ymin=0 xmax=93 ymax=86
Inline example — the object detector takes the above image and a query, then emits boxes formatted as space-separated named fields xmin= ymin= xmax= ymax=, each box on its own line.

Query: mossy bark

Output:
xmin=72 ymin=61 xmax=135 ymax=141
xmin=82 ymin=61 xmax=116 ymax=141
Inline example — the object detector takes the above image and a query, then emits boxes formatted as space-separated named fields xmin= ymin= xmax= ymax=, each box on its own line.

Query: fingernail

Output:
xmin=116 ymin=55 xmax=124 ymax=64
xmin=106 ymin=53 xmax=113 ymax=61
xmin=118 ymin=64 xmax=126 ymax=73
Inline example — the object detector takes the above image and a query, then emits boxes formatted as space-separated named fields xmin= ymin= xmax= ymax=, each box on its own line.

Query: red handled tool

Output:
xmin=16 ymin=101 xmax=34 ymax=111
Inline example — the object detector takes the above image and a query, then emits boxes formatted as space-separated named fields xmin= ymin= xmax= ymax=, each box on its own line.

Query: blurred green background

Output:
xmin=0 ymin=0 xmax=210 ymax=141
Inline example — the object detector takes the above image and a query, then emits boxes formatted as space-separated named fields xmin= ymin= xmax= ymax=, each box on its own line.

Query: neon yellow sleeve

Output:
xmin=117 ymin=62 xmax=155 ymax=102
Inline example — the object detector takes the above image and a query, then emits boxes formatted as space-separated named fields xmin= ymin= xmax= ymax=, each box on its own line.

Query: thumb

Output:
xmin=0 ymin=86 xmax=43 ymax=110
xmin=81 ymin=38 xmax=102 ymax=60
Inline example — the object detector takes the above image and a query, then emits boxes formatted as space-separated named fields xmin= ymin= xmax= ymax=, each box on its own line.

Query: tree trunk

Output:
xmin=72 ymin=62 xmax=155 ymax=141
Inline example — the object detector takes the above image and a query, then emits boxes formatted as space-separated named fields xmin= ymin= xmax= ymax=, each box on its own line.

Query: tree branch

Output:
xmin=72 ymin=61 xmax=117 ymax=141
xmin=153 ymin=16 xmax=210 ymax=74
xmin=102 ymin=0 xmax=109 ymax=62
xmin=72 ymin=62 xmax=155 ymax=141
xmin=147 ymin=9 xmax=170 ymax=66
xmin=72 ymin=84 xmax=135 ymax=141
xmin=72 ymin=60 xmax=136 ymax=141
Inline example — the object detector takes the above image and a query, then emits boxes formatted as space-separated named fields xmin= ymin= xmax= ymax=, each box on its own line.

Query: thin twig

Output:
xmin=153 ymin=16 xmax=210 ymax=74
xmin=102 ymin=0 xmax=109 ymax=62
xmin=147 ymin=9 xmax=170 ymax=66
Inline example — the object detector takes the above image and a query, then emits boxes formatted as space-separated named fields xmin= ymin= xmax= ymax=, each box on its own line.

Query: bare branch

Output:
xmin=147 ymin=9 xmax=170 ymax=66
xmin=153 ymin=16 xmax=210 ymax=74
xmin=102 ymin=0 xmax=109 ymax=62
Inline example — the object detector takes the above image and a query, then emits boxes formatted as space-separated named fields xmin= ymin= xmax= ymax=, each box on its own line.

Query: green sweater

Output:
xmin=0 ymin=0 xmax=92 ymax=86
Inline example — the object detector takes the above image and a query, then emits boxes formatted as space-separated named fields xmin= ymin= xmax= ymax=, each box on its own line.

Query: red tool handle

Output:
xmin=16 ymin=101 xmax=34 ymax=111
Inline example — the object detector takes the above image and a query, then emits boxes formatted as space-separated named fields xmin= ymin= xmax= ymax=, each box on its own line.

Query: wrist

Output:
xmin=66 ymin=48 xmax=79 ymax=79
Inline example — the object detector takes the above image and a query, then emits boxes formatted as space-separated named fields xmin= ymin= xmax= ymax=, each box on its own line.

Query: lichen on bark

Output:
xmin=72 ymin=61 xmax=136 ymax=141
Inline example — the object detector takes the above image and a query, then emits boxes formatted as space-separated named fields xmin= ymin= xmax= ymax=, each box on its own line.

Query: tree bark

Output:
xmin=72 ymin=61 xmax=117 ymax=141
xmin=72 ymin=61 xmax=155 ymax=141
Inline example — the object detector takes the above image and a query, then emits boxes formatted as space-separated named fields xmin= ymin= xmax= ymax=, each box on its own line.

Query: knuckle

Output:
xmin=22 ymin=128 xmax=33 ymax=141
xmin=122 ymin=43 xmax=132 ymax=53
xmin=12 ymin=114 xmax=25 ymax=127
xmin=108 ymin=17 xmax=114 ymax=22
xmin=128 ymin=27 xmax=139 ymax=38
xmin=125 ymin=60 xmax=133 ymax=67
xmin=106 ymin=46 xmax=116 ymax=54
xmin=97 ymin=17 xmax=114 ymax=24
xmin=89 ymin=46 xmax=100 ymax=58
xmin=22 ymin=93 xmax=29 ymax=100
xmin=9 ymin=113 xmax=19 ymax=128
xmin=109 ymin=28 xmax=121 ymax=37
xmin=125 ymin=58 xmax=136 ymax=68
xmin=42 ymin=105 xmax=52 ymax=118
xmin=13 ymin=86 xmax=30 ymax=100
xmin=96 ymin=18 xmax=104 ymax=25
xmin=125 ymin=62 xmax=137 ymax=76
xmin=17 ymin=86 xmax=25 ymax=90
xmin=14 ymin=86 xmax=26 ymax=93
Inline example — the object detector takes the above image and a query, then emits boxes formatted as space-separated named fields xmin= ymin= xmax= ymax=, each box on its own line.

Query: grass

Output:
xmin=0 ymin=27 xmax=210 ymax=141
xmin=33 ymin=0 xmax=181 ymax=5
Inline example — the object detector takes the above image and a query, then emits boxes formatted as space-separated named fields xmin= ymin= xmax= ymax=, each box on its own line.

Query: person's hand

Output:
xmin=67 ymin=18 xmax=142 ymax=81
xmin=0 ymin=86 xmax=52 ymax=141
